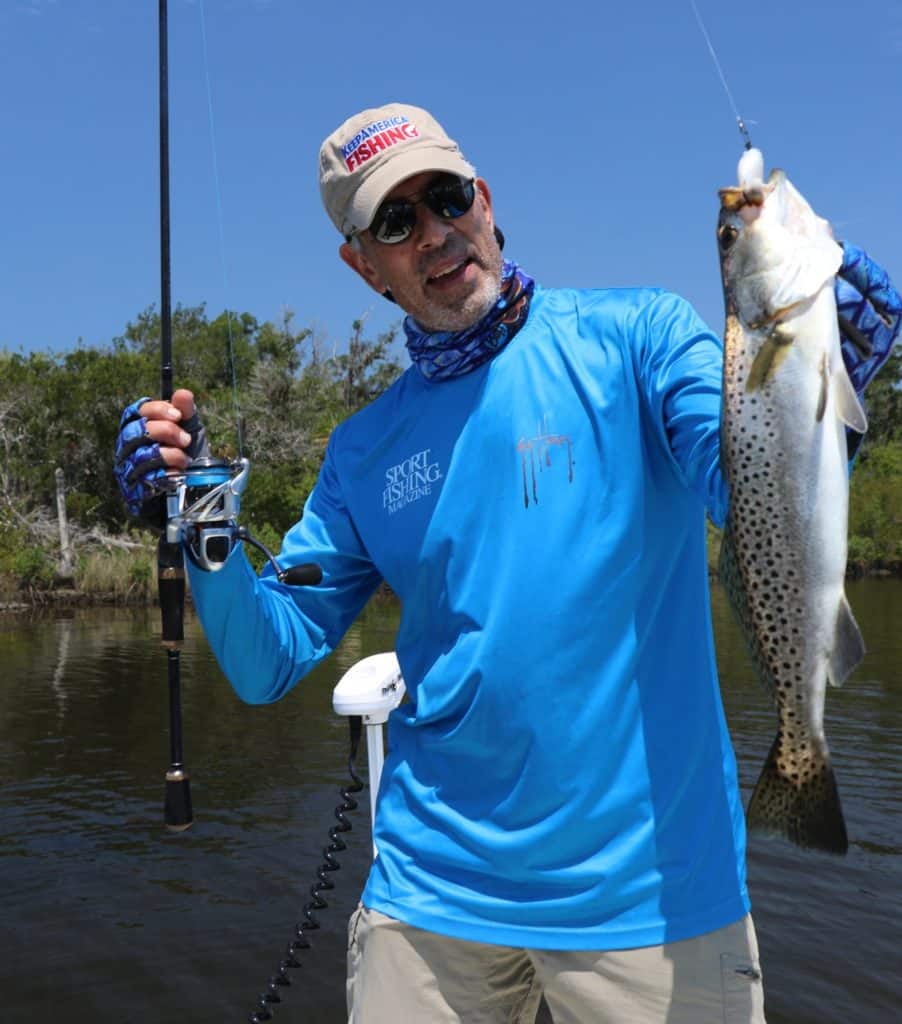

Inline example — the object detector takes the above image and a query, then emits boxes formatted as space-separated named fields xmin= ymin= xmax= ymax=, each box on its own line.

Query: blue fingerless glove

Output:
xmin=834 ymin=242 xmax=901 ymax=458
xmin=113 ymin=397 xmax=211 ymax=526
xmin=836 ymin=242 xmax=900 ymax=392
xmin=114 ymin=397 xmax=163 ymax=520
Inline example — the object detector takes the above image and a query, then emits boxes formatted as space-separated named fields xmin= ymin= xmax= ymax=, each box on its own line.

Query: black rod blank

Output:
xmin=158 ymin=0 xmax=192 ymax=831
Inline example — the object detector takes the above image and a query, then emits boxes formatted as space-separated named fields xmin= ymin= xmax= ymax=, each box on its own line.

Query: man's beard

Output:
xmin=407 ymin=243 xmax=504 ymax=333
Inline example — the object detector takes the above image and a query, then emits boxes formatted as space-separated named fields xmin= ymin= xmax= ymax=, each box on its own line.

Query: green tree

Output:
xmin=849 ymin=442 xmax=902 ymax=566
xmin=0 ymin=305 xmax=405 ymax=584
xmin=117 ymin=303 xmax=258 ymax=396
xmin=860 ymin=348 xmax=901 ymax=449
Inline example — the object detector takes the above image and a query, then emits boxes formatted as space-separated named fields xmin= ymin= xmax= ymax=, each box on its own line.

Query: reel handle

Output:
xmin=279 ymin=562 xmax=323 ymax=587
xmin=236 ymin=528 xmax=323 ymax=587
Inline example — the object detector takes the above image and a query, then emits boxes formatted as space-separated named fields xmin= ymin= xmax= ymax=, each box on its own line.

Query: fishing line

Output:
xmin=190 ymin=9 xmax=351 ymax=1020
xmin=198 ymin=0 xmax=244 ymax=457
xmin=688 ymin=0 xmax=754 ymax=150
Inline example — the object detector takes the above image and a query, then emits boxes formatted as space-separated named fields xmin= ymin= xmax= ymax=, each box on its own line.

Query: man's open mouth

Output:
xmin=426 ymin=257 xmax=474 ymax=288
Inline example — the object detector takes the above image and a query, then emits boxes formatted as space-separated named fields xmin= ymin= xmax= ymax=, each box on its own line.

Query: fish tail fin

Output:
xmin=828 ymin=593 xmax=865 ymax=688
xmin=746 ymin=734 xmax=849 ymax=855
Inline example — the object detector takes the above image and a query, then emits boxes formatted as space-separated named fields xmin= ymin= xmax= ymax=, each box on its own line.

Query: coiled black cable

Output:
xmin=248 ymin=715 xmax=364 ymax=1022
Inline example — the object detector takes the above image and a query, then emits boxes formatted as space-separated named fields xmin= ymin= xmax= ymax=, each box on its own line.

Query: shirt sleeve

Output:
xmin=631 ymin=290 xmax=729 ymax=527
xmin=187 ymin=435 xmax=384 ymax=704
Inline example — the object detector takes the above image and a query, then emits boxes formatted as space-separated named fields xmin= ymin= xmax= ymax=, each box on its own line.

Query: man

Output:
xmin=115 ymin=103 xmax=900 ymax=1022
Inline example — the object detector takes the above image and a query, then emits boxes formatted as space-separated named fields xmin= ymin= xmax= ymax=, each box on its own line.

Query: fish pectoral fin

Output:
xmin=833 ymin=363 xmax=868 ymax=434
xmin=816 ymin=353 xmax=828 ymax=422
xmin=746 ymin=734 xmax=848 ymax=854
xmin=827 ymin=593 xmax=866 ymax=688
xmin=745 ymin=327 xmax=794 ymax=392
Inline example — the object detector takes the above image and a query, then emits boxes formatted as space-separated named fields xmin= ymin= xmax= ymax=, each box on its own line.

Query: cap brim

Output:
xmin=344 ymin=145 xmax=475 ymax=236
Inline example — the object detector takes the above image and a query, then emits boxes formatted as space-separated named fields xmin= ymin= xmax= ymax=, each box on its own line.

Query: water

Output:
xmin=1 ymin=582 xmax=899 ymax=1023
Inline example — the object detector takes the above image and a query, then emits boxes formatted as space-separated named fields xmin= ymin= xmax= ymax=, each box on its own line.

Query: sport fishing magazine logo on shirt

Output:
xmin=383 ymin=448 xmax=442 ymax=515
xmin=342 ymin=116 xmax=420 ymax=172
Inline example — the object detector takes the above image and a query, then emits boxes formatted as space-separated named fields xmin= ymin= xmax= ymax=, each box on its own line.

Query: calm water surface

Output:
xmin=1 ymin=581 xmax=899 ymax=1023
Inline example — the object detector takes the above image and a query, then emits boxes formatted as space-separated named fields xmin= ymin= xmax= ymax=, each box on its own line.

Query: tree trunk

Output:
xmin=55 ymin=467 xmax=75 ymax=581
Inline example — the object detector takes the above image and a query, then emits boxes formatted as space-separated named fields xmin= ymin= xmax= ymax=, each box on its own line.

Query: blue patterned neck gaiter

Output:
xmin=403 ymin=260 xmax=535 ymax=381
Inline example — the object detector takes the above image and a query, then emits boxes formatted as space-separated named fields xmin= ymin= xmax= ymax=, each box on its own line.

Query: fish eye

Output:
xmin=718 ymin=223 xmax=739 ymax=251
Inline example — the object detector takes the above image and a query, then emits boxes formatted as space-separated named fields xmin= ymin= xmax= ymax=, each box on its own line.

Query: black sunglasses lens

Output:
xmin=424 ymin=177 xmax=476 ymax=219
xmin=370 ymin=176 xmax=476 ymax=244
xmin=371 ymin=203 xmax=418 ymax=244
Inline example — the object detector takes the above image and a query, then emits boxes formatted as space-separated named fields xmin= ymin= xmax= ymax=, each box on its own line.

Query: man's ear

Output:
xmin=339 ymin=240 xmax=387 ymax=295
xmin=475 ymin=178 xmax=494 ymax=230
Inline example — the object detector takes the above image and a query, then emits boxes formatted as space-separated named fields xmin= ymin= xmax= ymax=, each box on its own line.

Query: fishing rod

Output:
xmin=156 ymin=0 xmax=325 ymax=833
xmin=157 ymin=0 xmax=193 ymax=832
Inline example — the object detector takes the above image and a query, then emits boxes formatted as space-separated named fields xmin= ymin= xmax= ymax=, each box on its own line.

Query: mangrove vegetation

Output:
xmin=0 ymin=308 xmax=899 ymax=604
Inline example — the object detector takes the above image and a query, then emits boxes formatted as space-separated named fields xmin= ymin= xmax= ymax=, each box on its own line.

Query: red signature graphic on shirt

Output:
xmin=516 ymin=417 xmax=574 ymax=508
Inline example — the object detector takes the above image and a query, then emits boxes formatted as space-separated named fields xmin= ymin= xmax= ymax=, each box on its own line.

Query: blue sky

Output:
xmin=2 ymin=0 xmax=900 ymax=359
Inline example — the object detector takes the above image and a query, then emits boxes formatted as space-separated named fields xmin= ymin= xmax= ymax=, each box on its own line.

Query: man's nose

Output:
xmin=414 ymin=205 xmax=453 ymax=249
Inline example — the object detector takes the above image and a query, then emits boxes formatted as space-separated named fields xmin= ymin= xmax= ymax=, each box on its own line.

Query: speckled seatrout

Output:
xmin=716 ymin=148 xmax=867 ymax=855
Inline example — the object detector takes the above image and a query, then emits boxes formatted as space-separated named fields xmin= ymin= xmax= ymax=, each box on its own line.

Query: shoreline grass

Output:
xmin=1 ymin=534 xmax=898 ymax=613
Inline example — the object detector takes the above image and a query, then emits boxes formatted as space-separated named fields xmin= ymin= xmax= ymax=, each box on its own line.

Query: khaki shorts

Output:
xmin=347 ymin=905 xmax=765 ymax=1024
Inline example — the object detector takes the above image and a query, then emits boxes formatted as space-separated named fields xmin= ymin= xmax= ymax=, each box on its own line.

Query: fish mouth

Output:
xmin=719 ymin=169 xmax=782 ymax=216
xmin=712 ymin=186 xmax=761 ymax=209
xmin=718 ymin=186 xmax=768 ymax=219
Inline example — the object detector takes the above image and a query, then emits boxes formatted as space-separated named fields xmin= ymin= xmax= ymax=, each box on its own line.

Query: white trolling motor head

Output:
xmin=332 ymin=652 xmax=406 ymax=724
xmin=333 ymin=652 xmax=407 ymax=857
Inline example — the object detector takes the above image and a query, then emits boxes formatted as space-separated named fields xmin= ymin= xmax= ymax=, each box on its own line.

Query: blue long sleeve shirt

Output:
xmin=189 ymin=285 xmax=749 ymax=950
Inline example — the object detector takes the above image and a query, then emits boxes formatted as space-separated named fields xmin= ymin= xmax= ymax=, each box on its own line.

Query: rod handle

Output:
xmin=165 ymin=767 xmax=193 ymax=831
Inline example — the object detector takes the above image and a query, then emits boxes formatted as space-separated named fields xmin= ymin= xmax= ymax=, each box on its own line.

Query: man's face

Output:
xmin=339 ymin=172 xmax=504 ymax=333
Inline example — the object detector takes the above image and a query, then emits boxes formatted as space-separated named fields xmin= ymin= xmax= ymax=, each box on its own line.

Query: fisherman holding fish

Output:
xmin=115 ymin=103 xmax=899 ymax=1023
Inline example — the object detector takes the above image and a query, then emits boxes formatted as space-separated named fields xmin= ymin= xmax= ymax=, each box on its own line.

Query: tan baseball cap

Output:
xmin=319 ymin=102 xmax=476 ymax=239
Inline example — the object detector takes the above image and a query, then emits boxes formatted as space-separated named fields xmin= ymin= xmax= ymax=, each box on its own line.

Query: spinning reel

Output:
xmin=163 ymin=457 xmax=322 ymax=586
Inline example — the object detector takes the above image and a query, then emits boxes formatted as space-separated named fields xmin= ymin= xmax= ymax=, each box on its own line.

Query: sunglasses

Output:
xmin=366 ymin=174 xmax=477 ymax=245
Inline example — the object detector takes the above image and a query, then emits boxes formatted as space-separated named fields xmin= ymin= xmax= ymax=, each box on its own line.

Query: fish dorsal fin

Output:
xmin=832 ymin=363 xmax=868 ymax=433
xmin=827 ymin=593 xmax=866 ymax=688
